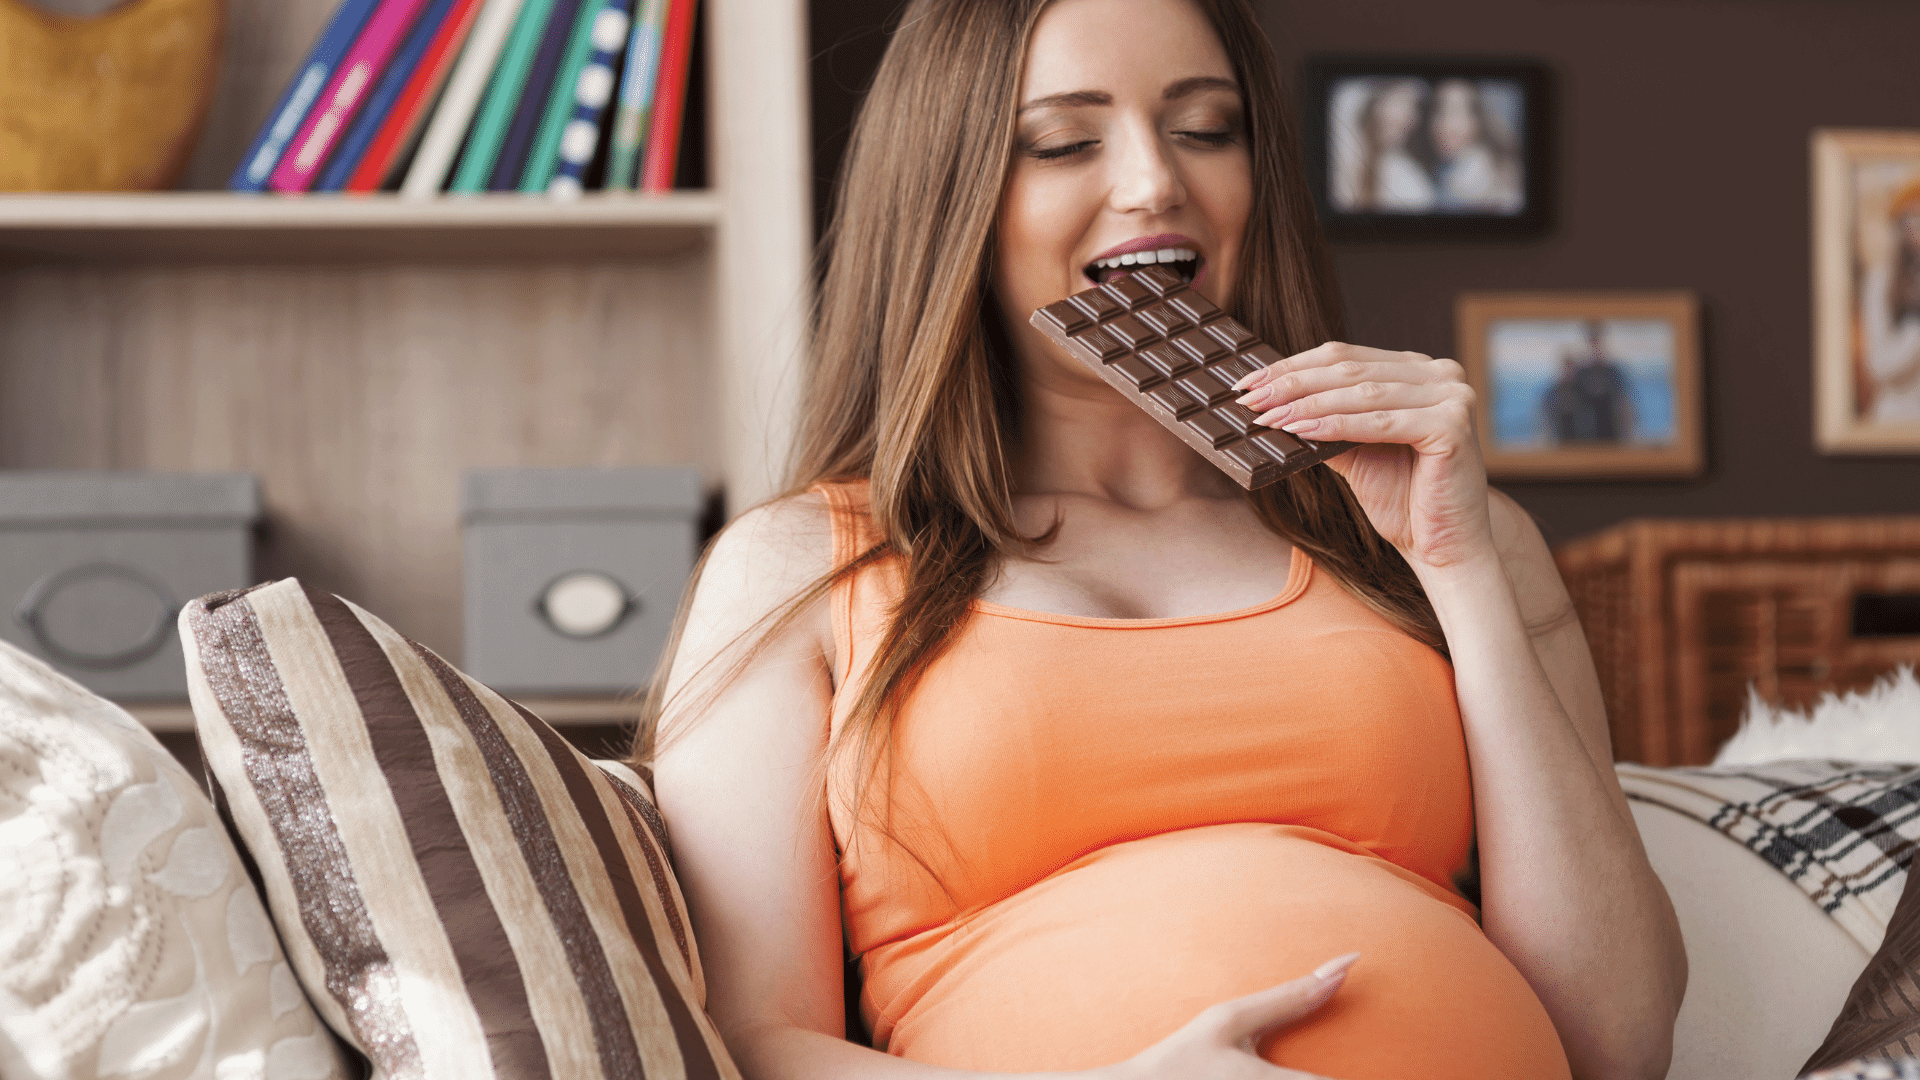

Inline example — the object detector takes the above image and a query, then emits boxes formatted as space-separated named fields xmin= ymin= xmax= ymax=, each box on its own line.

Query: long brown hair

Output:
xmin=633 ymin=0 xmax=1442 ymax=805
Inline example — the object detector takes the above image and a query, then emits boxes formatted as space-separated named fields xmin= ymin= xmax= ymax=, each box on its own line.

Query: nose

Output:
xmin=1106 ymin=119 xmax=1186 ymax=217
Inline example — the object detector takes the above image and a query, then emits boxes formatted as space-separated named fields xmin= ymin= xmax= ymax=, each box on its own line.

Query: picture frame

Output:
xmin=1457 ymin=291 xmax=1704 ymax=479
xmin=1812 ymin=128 xmax=1920 ymax=453
xmin=1302 ymin=56 xmax=1552 ymax=240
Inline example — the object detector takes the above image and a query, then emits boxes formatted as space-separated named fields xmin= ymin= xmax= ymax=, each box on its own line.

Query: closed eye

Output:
xmin=1178 ymin=129 xmax=1237 ymax=147
xmin=1030 ymin=140 xmax=1097 ymax=161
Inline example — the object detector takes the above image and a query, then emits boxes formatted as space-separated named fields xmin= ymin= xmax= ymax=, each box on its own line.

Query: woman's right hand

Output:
xmin=1095 ymin=953 xmax=1361 ymax=1080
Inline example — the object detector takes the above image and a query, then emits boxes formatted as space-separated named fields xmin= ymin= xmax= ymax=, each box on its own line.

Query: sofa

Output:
xmin=1 ymin=593 xmax=1905 ymax=1079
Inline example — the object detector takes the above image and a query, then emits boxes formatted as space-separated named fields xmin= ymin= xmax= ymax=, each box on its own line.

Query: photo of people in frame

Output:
xmin=1457 ymin=292 xmax=1703 ymax=479
xmin=1820 ymin=129 xmax=1920 ymax=449
xmin=1328 ymin=75 xmax=1525 ymax=215
xmin=1813 ymin=129 xmax=1920 ymax=452
xmin=1304 ymin=58 xmax=1550 ymax=239
xmin=1847 ymin=158 xmax=1920 ymax=423
xmin=1486 ymin=317 xmax=1676 ymax=451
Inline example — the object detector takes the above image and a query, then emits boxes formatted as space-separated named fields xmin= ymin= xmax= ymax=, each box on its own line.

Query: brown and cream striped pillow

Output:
xmin=180 ymin=578 xmax=739 ymax=1080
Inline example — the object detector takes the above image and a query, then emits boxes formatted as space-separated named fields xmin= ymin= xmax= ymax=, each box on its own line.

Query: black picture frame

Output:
xmin=1301 ymin=56 xmax=1554 ymax=240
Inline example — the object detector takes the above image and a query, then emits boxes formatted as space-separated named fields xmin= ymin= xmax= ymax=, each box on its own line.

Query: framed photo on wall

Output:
xmin=1457 ymin=291 xmax=1704 ymax=479
xmin=1303 ymin=57 xmax=1552 ymax=239
xmin=1813 ymin=129 xmax=1920 ymax=453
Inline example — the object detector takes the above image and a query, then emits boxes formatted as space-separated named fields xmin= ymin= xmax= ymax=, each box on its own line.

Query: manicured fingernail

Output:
xmin=1254 ymin=406 xmax=1291 ymax=427
xmin=1236 ymin=387 xmax=1269 ymax=408
xmin=1233 ymin=367 xmax=1277 ymax=392
xmin=1314 ymin=952 xmax=1361 ymax=980
xmin=1281 ymin=419 xmax=1319 ymax=434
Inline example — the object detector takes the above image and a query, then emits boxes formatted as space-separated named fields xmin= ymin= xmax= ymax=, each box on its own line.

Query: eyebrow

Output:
xmin=1016 ymin=76 xmax=1240 ymax=114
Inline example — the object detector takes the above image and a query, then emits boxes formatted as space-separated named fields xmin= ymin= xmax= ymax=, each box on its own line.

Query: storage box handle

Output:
xmin=15 ymin=562 xmax=179 ymax=672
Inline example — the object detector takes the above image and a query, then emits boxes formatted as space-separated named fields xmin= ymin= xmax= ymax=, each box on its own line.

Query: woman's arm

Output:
xmin=653 ymin=495 xmax=982 ymax=1080
xmin=1238 ymin=346 xmax=1687 ymax=1080
xmin=1462 ymin=491 xmax=1688 ymax=1080
xmin=652 ymin=495 xmax=1346 ymax=1080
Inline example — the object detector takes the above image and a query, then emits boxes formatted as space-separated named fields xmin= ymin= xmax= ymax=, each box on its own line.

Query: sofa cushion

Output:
xmin=0 ymin=637 xmax=351 ymax=1080
xmin=181 ymin=579 xmax=740 ymax=1080
xmin=1629 ymin=797 xmax=1867 ymax=1080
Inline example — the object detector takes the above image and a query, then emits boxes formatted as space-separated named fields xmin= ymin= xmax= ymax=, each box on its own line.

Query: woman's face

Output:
xmin=1431 ymin=80 xmax=1480 ymax=160
xmin=992 ymin=0 xmax=1250 ymax=380
xmin=1370 ymin=81 xmax=1421 ymax=148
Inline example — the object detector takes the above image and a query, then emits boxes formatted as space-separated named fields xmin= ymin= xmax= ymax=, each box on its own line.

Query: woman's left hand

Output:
xmin=1234 ymin=341 xmax=1491 ymax=571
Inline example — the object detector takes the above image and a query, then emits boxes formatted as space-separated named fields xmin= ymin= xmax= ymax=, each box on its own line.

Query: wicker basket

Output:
xmin=1554 ymin=517 xmax=1920 ymax=766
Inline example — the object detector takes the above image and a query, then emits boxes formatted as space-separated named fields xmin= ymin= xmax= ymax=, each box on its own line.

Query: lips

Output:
xmin=1082 ymin=233 xmax=1206 ymax=288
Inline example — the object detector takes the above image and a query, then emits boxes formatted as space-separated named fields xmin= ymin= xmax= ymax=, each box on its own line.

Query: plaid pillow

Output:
xmin=180 ymin=578 xmax=739 ymax=1080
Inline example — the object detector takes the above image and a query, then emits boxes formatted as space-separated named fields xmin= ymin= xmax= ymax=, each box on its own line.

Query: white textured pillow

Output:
xmin=0 ymin=639 xmax=354 ymax=1080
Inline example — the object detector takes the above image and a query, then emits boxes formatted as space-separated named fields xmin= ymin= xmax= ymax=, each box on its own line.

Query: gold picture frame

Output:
xmin=1813 ymin=128 xmax=1920 ymax=453
xmin=1457 ymin=291 xmax=1703 ymax=479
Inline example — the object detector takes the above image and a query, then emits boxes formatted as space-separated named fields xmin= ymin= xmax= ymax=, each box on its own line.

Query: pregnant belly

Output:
xmin=860 ymin=823 xmax=1571 ymax=1080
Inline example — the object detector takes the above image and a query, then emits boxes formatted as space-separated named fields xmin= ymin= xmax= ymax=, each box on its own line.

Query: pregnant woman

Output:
xmin=641 ymin=0 xmax=1686 ymax=1077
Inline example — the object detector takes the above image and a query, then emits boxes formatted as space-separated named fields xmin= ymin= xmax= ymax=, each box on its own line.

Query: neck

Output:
xmin=1010 ymin=363 xmax=1241 ymax=511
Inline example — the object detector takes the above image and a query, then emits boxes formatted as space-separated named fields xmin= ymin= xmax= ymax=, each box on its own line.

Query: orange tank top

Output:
xmin=817 ymin=480 xmax=1570 ymax=1079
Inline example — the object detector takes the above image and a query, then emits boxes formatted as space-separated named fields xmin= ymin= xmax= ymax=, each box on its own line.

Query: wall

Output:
xmin=810 ymin=0 xmax=1920 ymax=543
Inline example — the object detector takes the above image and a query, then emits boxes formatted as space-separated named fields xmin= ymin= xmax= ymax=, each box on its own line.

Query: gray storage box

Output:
xmin=0 ymin=471 xmax=261 ymax=700
xmin=462 ymin=467 xmax=704 ymax=694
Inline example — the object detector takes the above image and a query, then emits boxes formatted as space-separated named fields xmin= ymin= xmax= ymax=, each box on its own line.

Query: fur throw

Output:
xmin=1715 ymin=665 xmax=1920 ymax=767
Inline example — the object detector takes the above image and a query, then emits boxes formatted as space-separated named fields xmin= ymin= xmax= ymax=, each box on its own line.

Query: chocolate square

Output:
xmin=1028 ymin=264 xmax=1353 ymax=488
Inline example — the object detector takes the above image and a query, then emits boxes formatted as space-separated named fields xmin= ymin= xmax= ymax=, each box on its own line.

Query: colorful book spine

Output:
xmin=545 ymin=0 xmax=635 ymax=197
xmin=448 ymin=0 xmax=558 ymax=192
xmin=345 ymin=0 xmax=487 ymax=192
xmin=487 ymin=0 xmax=587 ymax=191
xmin=315 ymin=0 xmax=458 ymax=192
xmin=228 ymin=0 xmax=382 ymax=191
xmin=518 ymin=0 xmax=620 ymax=193
xmin=604 ymin=0 xmax=667 ymax=192
xmin=399 ymin=0 xmax=526 ymax=198
xmin=270 ymin=0 xmax=435 ymax=192
xmin=638 ymin=0 xmax=697 ymax=193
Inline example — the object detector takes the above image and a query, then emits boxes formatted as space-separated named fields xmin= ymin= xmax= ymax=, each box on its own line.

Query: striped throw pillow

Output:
xmin=180 ymin=578 xmax=739 ymax=1080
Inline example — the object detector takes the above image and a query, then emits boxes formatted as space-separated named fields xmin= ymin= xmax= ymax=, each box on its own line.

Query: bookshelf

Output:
xmin=0 ymin=0 xmax=810 ymax=716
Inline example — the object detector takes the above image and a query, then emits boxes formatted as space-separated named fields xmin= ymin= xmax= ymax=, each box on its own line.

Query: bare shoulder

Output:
xmin=669 ymin=491 xmax=839 ymax=693
xmin=699 ymin=491 xmax=839 ymax=607
xmin=1485 ymin=488 xmax=1578 ymax=634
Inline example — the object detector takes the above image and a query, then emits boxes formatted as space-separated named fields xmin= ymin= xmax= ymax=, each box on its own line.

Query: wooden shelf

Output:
xmin=0 ymin=191 xmax=721 ymax=265
xmin=126 ymin=693 xmax=644 ymax=733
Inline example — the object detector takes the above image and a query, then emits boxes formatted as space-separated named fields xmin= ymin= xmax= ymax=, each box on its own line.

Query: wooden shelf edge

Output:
xmin=0 ymin=191 xmax=720 ymax=229
xmin=0 ymin=191 xmax=722 ymax=264
xmin=126 ymin=693 xmax=643 ymax=733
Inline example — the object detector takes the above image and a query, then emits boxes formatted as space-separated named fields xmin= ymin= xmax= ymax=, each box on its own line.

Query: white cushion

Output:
xmin=0 ymin=639 xmax=353 ymax=1080
xmin=1633 ymin=798 xmax=1867 ymax=1080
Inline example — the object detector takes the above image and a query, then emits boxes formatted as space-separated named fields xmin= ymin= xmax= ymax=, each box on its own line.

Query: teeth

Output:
xmin=1092 ymin=246 xmax=1197 ymax=271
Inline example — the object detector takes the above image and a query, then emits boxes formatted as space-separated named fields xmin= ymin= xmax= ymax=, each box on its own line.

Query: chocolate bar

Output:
xmin=1030 ymin=264 xmax=1354 ymax=489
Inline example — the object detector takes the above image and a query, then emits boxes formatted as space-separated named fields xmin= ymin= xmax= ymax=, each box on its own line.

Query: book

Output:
xmin=398 ymin=0 xmax=526 ymax=197
xmin=603 ymin=0 xmax=667 ymax=191
xmin=345 ymin=0 xmax=487 ymax=192
xmin=487 ymin=0 xmax=587 ymax=191
xmin=314 ymin=0 xmax=459 ymax=192
xmin=638 ymin=0 xmax=697 ymax=193
xmin=270 ymin=0 xmax=435 ymax=192
xmin=518 ymin=0 xmax=621 ymax=193
xmin=447 ymin=0 xmax=558 ymax=192
xmin=544 ymin=0 xmax=636 ymax=197
xmin=229 ymin=0 xmax=382 ymax=191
